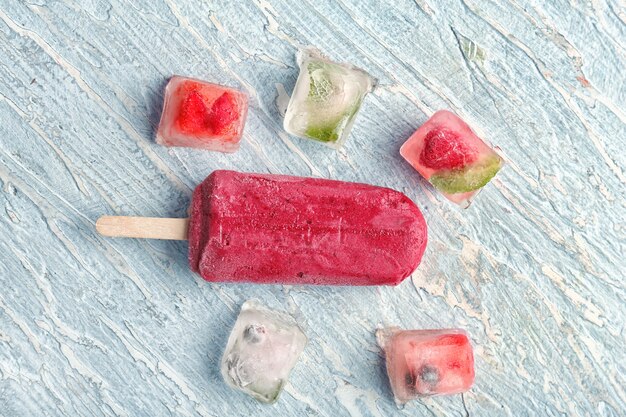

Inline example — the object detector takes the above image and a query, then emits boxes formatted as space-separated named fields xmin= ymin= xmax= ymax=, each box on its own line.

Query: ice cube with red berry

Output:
xmin=377 ymin=328 xmax=475 ymax=403
xmin=400 ymin=110 xmax=503 ymax=207
xmin=156 ymin=76 xmax=248 ymax=153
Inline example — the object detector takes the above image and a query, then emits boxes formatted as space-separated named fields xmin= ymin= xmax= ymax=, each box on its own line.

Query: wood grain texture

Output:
xmin=0 ymin=1 xmax=624 ymax=416
xmin=96 ymin=216 xmax=189 ymax=240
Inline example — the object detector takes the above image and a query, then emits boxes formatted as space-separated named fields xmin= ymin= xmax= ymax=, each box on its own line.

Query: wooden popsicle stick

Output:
xmin=96 ymin=216 xmax=189 ymax=240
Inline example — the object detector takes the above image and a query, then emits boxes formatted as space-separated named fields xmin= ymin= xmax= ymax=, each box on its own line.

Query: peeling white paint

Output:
xmin=0 ymin=0 xmax=623 ymax=416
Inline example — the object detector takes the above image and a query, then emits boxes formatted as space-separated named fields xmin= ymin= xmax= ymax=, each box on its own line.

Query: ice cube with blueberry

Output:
xmin=283 ymin=49 xmax=376 ymax=149
xmin=156 ymin=76 xmax=248 ymax=152
xmin=220 ymin=300 xmax=307 ymax=403
xmin=400 ymin=110 xmax=503 ymax=207
xmin=376 ymin=328 xmax=475 ymax=403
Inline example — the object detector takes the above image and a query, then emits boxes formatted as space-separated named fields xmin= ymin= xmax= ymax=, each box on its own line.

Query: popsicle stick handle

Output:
xmin=96 ymin=216 xmax=189 ymax=240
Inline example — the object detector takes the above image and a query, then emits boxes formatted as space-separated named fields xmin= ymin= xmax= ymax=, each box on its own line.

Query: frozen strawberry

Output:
xmin=419 ymin=128 xmax=476 ymax=170
xmin=156 ymin=76 xmax=248 ymax=153
xmin=377 ymin=328 xmax=474 ymax=403
xmin=207 ymin=92 xmax=239 ymax=135
xmin=400 ymin=110 xmax=503 ymax=207
xmin=176 ymin=90 xmax=209 ymax=135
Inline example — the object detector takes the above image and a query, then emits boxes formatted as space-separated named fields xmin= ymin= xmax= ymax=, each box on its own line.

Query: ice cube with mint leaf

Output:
xmin=284 ymin=48 xmax=376 ymax=149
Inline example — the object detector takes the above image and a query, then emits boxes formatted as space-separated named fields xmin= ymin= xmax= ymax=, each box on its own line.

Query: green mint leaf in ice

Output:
xmin=304 ymin=61 xmax=362 ymax=143
xmin=305 ymin=124 xmax=339 ymax=142
xmin=248 ymin=379 xmax=285 ymax=404
xmin=282 ymin=49 xmax=375 ymax=149
xmin=430 ymin=155 xmax=502 ymax=194
xmin=307 ymin=62 xmax=335 ymax=102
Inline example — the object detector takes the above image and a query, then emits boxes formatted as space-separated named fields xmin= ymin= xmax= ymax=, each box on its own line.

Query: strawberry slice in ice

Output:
xmin=419 ymin=128 xmax=476 ymax=170
xmin=377 ymin=328 xmax=475 ymax=403
xmin=207 ymin=92 xmax=239 ymax=135
xmin=156 ymin=76 xmax=248 ymax=153
xmin=176 ymin=90 xmax=210 ymax=135
xmin=400 ymin=110 xmax=503 ymax=207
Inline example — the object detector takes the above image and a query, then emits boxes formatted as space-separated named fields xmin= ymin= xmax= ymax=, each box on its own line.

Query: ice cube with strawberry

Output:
xmin=377 ymin=328 xmax=475 ymax=403
xmin=400 ymin=110 xmax=503 ymax=207
xmin=157 ymin=76 xmax=248 ymax=153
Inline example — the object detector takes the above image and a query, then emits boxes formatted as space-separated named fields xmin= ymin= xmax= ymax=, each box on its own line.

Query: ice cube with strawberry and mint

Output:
xmin=400 ymin=110 xmax=503 ymax=207
xmin=156 ymin=76 xmax=248 ymax=153
xmin=283 ymin=49 xmax=375 ymax=149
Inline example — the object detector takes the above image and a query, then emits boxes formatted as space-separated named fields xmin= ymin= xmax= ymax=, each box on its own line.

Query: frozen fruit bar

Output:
xmin=156 ymin=76 xmax=248 ymax=152
xmin=284 ymin=49 xmax=375 ymax=149
xmin=400 ymin=110 xmax=503 ymax=207
xmin=188 ymin=170 xmax=427 ymax=285
xmin=377 ymin=328 xmax=475 ymax=403
xmin=221 ymin=300 xmax=307 ymax=403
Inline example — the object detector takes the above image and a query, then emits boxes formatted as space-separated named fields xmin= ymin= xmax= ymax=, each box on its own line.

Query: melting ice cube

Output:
xmin=284 ymin=48 xmax=376 ymax=149
xmin=400 ymin=110 xmax=503 ymax=208
xmin=377 ymin=327 xmax=475 ymax=403
xmin=156 ymin=76 xmax=248 ymax=152
xmin=220 ymin=300 xmax=307 ymax=403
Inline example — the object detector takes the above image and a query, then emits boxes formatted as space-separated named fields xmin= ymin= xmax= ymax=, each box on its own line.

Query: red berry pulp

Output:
xmin=175 ymin=87 xmax=239 ymax=136
xmin=419 ymin=128 xmax=476 ymax=170
xmin=207 ymin=92 xmax=239 ymax=135
xmin=176 ymin=90 xmax=209 ymax=135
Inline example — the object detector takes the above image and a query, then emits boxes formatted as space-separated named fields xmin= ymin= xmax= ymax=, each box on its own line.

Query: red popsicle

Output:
xmin=97 ymin=170 xmax=428 ymax=286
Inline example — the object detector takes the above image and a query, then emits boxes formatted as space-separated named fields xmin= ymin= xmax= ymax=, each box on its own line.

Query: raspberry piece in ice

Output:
xmin=207 ymin=92 xmax=239 ymax=135
xmin=176 ymin=90 xmax=209 ymax=135
xmin=419 ymin=128 xmax=476 ymax=170
xmin=400 ymin=110 xmax=503 ymax=207
xmin=377 ymin=328 xmax=475 ymax=403
xmin=156 ymin=76 xmax=248 ymax=153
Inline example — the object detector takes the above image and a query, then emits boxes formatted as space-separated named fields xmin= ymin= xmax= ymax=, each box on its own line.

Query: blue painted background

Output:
xmin=0 ymin=1 xmax=624 ymax=416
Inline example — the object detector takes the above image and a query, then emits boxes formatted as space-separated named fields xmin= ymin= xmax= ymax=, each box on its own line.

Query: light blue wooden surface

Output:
xmin=1 ymin=1 xmax=624 ymax=416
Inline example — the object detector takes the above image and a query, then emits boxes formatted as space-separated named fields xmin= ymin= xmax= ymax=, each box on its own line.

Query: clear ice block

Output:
xmin=377 ymin=328 xmax=475 ymax=403
xmin=400 ymin=110 xmax=503 ymax=208
xmin=283 ymin=49 xmax=376 ymax=149
xmin=156 ymin=76 xmax=248 ymax=152
xmin=221 ymin=300 xmax=307 ymax=403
